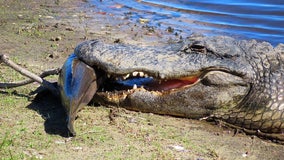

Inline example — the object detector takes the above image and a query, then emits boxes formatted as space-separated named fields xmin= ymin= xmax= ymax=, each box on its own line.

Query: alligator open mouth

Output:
xmin=98 ymin=71 xmax=200 ymax=93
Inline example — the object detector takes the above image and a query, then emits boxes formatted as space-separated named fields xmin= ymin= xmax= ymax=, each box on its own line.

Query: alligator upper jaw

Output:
xmin=75 ymin=38 xmax=254 ymax=81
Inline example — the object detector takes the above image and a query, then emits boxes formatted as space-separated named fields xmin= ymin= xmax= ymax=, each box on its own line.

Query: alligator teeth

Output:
xmin=132 ymin=71 xmax=139 ymax=76
xmin=123 ymin=74 xmax=130 ymax=80
xmin=117 ymin=71 xmax=151 ymax=80
xmin=133 ymin=84 xmax=137 ymax=89
xmin=160 ymin=73 xmax=165 ymax=79
xmin=139 ymin=72 xmax=144 ymax=77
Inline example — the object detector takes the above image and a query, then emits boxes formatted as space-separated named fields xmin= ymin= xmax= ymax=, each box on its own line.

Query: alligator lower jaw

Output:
xmin=95 ymin=87 xmax=151 ymax=105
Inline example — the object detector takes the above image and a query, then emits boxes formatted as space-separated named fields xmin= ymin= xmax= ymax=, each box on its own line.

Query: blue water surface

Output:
xmin=90 ymin=0 xmax=284 ymax=45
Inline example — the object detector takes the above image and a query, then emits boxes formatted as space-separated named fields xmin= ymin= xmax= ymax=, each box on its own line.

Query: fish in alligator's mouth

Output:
xmin=58 ymin=35 xmax=284 ymax=142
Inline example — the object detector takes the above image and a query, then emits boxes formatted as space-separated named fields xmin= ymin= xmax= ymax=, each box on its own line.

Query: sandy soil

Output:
xmin=1 ymin=0 xmax=284 ymax=159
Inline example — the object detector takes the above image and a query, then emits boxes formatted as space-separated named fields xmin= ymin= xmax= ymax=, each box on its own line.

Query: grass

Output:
xmin=0 ymin=91 xmax=275 ymax=159
xmin=0 ymin=80 xmax=45 ymax=159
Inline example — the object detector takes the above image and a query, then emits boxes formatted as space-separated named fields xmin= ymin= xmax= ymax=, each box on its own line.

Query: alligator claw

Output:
xmin=58 ymin=54 xmax=98 ymax=136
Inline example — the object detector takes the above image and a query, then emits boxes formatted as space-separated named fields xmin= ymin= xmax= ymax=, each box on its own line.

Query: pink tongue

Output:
xmin=147 ymin=76 xmax=199 ymax=91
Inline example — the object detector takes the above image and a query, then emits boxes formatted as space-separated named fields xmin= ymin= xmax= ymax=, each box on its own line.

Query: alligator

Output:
xmin=58 ymin=34 xmax=284 ymax=141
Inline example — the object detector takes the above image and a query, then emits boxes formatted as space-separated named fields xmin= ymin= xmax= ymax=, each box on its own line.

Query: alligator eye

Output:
xmin=189 ymin=41 xmax=206 ymax=53
xmin=182 ymin=41 xmax=207 ymax=54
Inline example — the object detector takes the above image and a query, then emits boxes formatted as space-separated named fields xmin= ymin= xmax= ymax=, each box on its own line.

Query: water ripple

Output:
xmin=90 ymin=0 xmax=284 ymax=45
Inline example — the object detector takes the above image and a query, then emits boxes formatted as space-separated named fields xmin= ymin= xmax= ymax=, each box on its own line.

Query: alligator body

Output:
xmin=59 ymin=35 xmax=284 ymax=141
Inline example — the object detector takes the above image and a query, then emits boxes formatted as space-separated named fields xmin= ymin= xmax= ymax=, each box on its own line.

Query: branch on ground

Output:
xmin=0 ymin=68 xmax=60 ymax=88
xmin=0 ymin=54 xmax=60 ymax=96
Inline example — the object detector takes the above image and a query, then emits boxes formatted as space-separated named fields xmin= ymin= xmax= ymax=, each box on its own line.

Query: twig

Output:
xmin=0 ymin=68 xmax=60 ymax=88
xmin=0 ymin=54 xmax=60 ymax=96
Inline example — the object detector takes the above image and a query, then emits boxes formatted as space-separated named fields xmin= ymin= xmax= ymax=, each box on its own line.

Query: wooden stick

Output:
xmin=0 ymin=54 xmax=43 ymax=83
xmin=0 ymin=54 xmax=60 ymax=95
xmin=0 ymin=68 xmax=60 ymax=88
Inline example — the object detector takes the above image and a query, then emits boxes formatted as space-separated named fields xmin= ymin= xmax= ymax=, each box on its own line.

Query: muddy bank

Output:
xmin=0 ymin=0 xmax=284 ymax=159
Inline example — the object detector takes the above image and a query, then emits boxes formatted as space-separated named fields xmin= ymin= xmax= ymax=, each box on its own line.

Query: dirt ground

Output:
xmin=1 ymin=0 xmax=284 ymax=159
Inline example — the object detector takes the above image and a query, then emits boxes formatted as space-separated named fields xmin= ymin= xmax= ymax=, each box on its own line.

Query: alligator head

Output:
xmin=58 ymin=34 xmax=284 ymax=141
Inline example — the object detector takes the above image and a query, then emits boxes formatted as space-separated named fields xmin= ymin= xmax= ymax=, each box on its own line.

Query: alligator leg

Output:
xmin=58 ymin=54 xmax=100 ymax=136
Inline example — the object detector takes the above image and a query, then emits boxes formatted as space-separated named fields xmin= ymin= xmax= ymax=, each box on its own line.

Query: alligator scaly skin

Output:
xmin=214 ymin=39 xmax=284 ymax=140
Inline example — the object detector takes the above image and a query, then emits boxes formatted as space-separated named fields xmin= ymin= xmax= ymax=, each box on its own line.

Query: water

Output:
xmin=90 ymin=0 xmax=284 ymax=45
